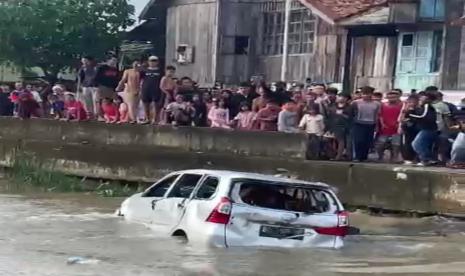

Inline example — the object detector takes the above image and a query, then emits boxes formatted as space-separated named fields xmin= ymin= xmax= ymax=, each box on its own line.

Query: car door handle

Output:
xmin=151 ymin=200 xmax=157 ymax=210
xmin=177 ymin=203 xmax=185 ymax=209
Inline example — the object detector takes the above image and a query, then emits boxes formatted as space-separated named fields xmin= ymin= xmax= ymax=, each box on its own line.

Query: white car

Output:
xmin=119 ymin=169 xmax=350 ymax=249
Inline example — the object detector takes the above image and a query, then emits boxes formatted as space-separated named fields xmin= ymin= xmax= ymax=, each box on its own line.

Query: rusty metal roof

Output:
xmin=299 ymin=0 xmax=389 ymax=23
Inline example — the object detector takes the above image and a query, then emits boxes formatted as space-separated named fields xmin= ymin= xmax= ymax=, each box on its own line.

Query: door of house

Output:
xmin=350 ymin=36 xmax=397 ymax=92
xmin=394 ymin=31 xmax=441 ymax=92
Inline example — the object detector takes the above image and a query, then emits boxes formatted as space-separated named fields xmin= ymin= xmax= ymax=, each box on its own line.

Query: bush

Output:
xmin=9 ymin=154 xmax=144 ymax=197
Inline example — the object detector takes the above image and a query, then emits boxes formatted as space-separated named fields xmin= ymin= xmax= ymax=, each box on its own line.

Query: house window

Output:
xmin=431 ymin=30 xmax=443 ymax=72
xmin=419 ymin=0 xmax=445 ymax=20
xmin=262 ymin=2 xmax=316 ymax=55
xmin=221 ymin=36 xmax=250 ymax=55
xmin=397 ymin=31 xmax=443 ymax=74
xmin=234 ymin=36 xmax=250 ymax=55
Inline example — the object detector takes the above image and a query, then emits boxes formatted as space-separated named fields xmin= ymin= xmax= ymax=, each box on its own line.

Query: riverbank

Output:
xmin=1 ymin=118 xmax=465 ymax=214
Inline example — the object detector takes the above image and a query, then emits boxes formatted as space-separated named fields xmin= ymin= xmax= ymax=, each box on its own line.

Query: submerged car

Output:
xmin=118 ymin=169 xmax=350 ymax=249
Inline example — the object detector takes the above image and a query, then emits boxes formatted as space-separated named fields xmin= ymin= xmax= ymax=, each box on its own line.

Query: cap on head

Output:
xmin=64 ymin=92 xmax=75 ymax=97
xmin=148 ymin=56 xmax=159 ymax=61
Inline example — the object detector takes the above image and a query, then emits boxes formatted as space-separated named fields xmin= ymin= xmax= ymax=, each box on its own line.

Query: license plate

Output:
xmin=259 ymin=225 xmax=305 ymax=240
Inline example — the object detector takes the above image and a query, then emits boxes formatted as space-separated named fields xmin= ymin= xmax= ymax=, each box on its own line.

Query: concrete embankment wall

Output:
xmin=0 ymin=118 xmax=465 ymax=214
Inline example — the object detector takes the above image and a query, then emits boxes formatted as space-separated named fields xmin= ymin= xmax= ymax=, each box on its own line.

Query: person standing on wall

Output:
xmin=375 ymin=90 xmax=403 ymax=163
xmin=408 ymin=92 xmax=438 ymax=166
xmin=116 ymin=60 xmax=141 ymax=124
xmin=140 ymin=56 xmax=162 ymax=124
xmin=94 ymin=55 xmax=120 ymax=120
xmin=399 ymin=94 xmax=420 ymax=165
xmin=350 ymin=86 xmax=381 ymax=162
xmin=77 ymin=56 xmax=97 ymax=118
xmin=0 ymin=85 xmax=14 ymax=116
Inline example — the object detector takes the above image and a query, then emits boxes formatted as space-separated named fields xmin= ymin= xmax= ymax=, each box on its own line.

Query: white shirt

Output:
xmin=31 ymin=91 xmax=42 ymax=103
xmin=299 ymin=114 xmax=325 ymax=135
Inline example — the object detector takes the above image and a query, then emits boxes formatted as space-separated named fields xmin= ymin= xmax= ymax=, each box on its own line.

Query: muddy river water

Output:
xmin=1 ymin=189 xmax=465 ymax=276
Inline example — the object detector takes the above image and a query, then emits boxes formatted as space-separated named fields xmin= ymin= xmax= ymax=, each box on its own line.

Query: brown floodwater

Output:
xmin=1 ymin=184 xmax=465 ymax=276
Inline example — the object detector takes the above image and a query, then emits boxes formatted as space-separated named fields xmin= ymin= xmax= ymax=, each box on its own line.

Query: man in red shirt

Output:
xmin=375 ymin=90 xmax=403 ymax=162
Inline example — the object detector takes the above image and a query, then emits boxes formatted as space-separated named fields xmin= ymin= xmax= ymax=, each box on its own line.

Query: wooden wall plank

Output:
xmin=165 ymin=3 xmax=217 ymax=86
xmin=442 ymin=0 xmax=464 ymax=89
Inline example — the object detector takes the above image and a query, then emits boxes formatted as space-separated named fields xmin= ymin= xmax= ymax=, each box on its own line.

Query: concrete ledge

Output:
xmin=0 ymin=118 xmax=465 ymax=214
xmin=0 ymin=118 xmax=308 ymax=159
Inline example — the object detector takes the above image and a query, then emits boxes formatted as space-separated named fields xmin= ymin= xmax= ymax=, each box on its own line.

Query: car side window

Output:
xmin=195 ymin=177 xmax=220 ymax=199
xmin=143 ymin=174 xmax=179 ymax=197
xmin=167 ymin=174 xmax=203 ymax=198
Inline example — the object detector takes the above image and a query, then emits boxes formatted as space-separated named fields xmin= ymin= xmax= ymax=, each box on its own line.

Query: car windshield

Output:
xmin=230 ymin=179 xmax=338 ymax=214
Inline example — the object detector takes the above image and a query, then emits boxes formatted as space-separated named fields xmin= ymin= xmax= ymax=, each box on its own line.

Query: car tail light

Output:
xmin=314 ymin=211 xmax=350 ymax=237
xmin=337 ymin=211 xmax=350 ymax=227
xmin=206 ymin=197 xmax=232 ymax=224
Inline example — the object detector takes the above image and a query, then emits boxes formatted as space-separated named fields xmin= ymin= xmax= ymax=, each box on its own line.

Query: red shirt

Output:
xmin=65 ymin=100 xmax=87 ymax=120
xmin=10 ymin=90 xmax=23 ymax=103
xmin=255 ymin=104 xmax=281 ymax=131
xmin=379 ymin=102 xmax=402 ymax=136
xmin=102 ymin=102 xmax=118 ymax=118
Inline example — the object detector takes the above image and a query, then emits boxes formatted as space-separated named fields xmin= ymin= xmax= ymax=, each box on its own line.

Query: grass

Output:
xmin=8 ymin=154 xmax=145 ymax=197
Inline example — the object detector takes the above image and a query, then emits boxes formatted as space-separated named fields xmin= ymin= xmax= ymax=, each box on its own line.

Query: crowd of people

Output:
xmin=1 ymin=55 xmax=465 ymax=168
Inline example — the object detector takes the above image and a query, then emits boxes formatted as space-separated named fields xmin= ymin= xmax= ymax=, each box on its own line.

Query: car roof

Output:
xmin=173 ymin=169 xmax=330 ymax=188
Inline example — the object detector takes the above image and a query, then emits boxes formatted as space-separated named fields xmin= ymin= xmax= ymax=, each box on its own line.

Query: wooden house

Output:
xmin=139 ymin=0 xmax=465 ymax=92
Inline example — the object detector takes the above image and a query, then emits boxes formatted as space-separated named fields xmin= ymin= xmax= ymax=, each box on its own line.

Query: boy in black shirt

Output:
xmin=141 ymin=56 xmax=162 ymax=124
xmin=408 ymin=92 xmax=438 ymax=166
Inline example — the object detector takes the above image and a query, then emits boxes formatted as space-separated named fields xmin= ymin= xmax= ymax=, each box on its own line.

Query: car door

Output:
xmin=151 ymin=173 xmax=204 ymax=234
xmin=178 ymin=176 xmax=224 ymax=244
xmin=125 ymin=174 xmax=180 ymax=224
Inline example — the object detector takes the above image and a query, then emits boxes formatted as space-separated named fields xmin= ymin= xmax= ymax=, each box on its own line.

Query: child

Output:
xmin=299 ymin=107 xmax=325 ymax=160
xmin=165 ymin=94 xmax=194 ymax=126
xmin=449 ymin=120 xmax=465 ymax=169
xmin=64 ymin=92 xmax=87 ymax=121
xmin=278 ymin=100 xmax=298 ymax=133
xmin=328 ymin=94 xmax=352 ymax=160
xmin=26 ymin=84 xmax=43 ymax=109
xmin=232 ymin=102 xmax=255 ymax=130
xmin=52 ymin=84 xmax=66 ymax=101
xmin=115 ymin=96 xmax=129 ymax=123
xmin=101 ymin=98 xmax=119 ymax=123
xmin=208 ymin=98 xmax=230 ymax=128
xmin=160 ymin=65 xmax=177 ymax=104
xmin=192 ymin=93 xmax=208 ymax=127
xmin=10 ymin=82 xmax=24 ymax=117
xmin=47 ymin=94 xmax=65 ymax=119
xmin=17 ymin=90 xmax=41 ymax=119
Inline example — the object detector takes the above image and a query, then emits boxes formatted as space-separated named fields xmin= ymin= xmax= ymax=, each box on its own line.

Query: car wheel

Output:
xmin=172 ymin=229 xmax=188 ymax=243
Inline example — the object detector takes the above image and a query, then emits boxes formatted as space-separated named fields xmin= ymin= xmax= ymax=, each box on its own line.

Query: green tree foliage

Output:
xmin=0 ymin=0 xmax=135 ymax=82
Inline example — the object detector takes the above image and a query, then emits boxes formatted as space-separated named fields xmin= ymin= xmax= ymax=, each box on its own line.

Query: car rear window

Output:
xmin=230 ymin=179 xmax=338 ymax=213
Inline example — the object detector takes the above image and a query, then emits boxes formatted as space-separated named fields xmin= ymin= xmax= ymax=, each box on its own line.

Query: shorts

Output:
xmin=141 ymin=89 xmax=163 ymax=106
xmin=96 ymin=86 xmax=116 ymax=101
xmin=377 ymin=134 xmax=401 ymax=146
xmin=332 ymin=127 xmax=349 ymax=140
xmin=80 ymin=87 xmax=96 ymax=114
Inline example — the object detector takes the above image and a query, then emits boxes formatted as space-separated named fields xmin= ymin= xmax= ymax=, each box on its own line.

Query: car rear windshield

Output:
xmin=230 ymin=179 xmax=339 ymax=214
